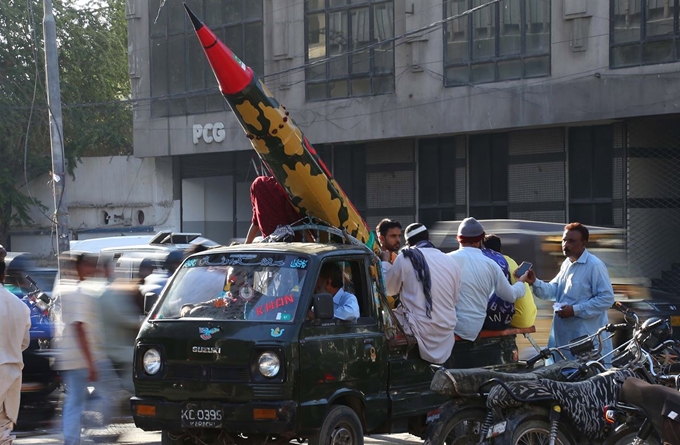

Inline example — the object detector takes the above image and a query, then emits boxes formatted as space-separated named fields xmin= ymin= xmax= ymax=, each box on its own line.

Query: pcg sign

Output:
xmin=192 ymin=123 xmax=226 ymax=144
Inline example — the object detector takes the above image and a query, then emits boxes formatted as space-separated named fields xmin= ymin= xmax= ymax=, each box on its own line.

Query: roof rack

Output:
xmin=261 ymin=217 xmax=372 ymax=251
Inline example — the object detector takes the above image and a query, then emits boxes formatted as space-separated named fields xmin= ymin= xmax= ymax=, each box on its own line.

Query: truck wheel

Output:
xmin=424 ymin=407 xmax=486 ymax=445
xmin=310 ymin=405 xmax=363 ymax=445
xmin=161 ymin=430 xmax=191 ymax=445
xmin=512 ymin=419 xmax=569 ymax=445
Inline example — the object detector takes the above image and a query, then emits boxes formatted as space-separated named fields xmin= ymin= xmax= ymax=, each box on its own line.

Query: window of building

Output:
xmin=611 ymin=0 xmax=679 ymax=68
xmin=443 ymin=0 xmax=550 ymax=86
xmin=149 ymin=0 xmax=264 ymax=118
xmin=568 ymin=126 xmax=614 ymax=226
xmin=418 ymin=138 xmax=458 ymax=229
xmin=318 ymin=144 xmax=367 ymax=215
xmin=469 ymin=133 xmax=509 ymax=219
xmin=305 ymin=0 xmax=395 ymax=101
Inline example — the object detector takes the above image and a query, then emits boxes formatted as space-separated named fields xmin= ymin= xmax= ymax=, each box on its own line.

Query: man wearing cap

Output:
xmin=524 ymin=222 xmax=614 ymax=360
xmin=381 ymin=223 xmax=461 ymax=364
xmin=448 ymin=217 xmax=528 ymax=341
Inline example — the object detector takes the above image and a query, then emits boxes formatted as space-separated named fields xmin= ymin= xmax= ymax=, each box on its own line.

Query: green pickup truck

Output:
xmin=131 ymin=230 xmax=526 ymax=445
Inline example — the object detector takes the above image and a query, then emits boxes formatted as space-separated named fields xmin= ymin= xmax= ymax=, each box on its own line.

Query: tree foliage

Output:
xmin=0 ymin=0 xmax=131 ymax=245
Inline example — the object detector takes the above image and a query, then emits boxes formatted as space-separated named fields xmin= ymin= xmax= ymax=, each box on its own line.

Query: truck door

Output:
xmin=298 ymin=257 xmax=388 ymax=433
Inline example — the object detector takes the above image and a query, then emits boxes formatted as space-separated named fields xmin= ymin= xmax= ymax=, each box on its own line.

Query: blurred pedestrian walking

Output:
xmin=55 ymin=254 xmax=119 ymax=445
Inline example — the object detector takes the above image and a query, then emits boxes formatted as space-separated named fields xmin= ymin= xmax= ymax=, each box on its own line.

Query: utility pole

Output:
xmin=43 ymin=0 xmax=70 ymax=255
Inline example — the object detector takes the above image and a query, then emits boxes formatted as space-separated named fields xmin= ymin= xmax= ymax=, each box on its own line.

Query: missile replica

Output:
xmin=184 ymin=5 xmax=380 ymax=254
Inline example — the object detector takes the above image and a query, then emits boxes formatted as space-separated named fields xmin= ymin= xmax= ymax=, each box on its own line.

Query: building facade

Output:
xmin=127 ymin=0 xmax=680 ymax=287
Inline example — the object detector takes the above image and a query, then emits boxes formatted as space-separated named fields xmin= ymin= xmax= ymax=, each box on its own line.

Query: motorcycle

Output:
xmin=16 ymin=275 xmax=60 ymax=431
xmin=485 ymin=310 xmax=679 ymax=445
xmin=424 ymin=318 xmax=631 ymax=445
xmin=603 ymin=318 xmax=680 ymax=445
xmin=604 ymin=375 xmax=680 ymax=445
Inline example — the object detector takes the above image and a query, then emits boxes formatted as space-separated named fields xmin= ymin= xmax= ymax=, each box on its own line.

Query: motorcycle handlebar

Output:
xmin=605 ymin=323 xmax=630 ymax=333
xmin=650 ymin=339 xmax=679 ymax=354
xmin=612 ymin=301 xmax=631 ymax=314
xmin=25 ymin=274 xmax=39 ymax=289
xmin=525 ymin=348 xmax=552 ymax=368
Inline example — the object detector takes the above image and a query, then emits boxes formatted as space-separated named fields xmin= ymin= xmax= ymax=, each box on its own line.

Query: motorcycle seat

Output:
xmin=487 ymin=369 xmax=635 ymax=441
xmin=619 ymin=377 xmax=680 ymax=419
xmin=430 ymin=359 xmax=581 ymax=396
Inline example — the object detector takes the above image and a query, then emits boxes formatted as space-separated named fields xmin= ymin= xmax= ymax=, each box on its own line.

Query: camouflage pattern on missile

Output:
xmin=184 ymin=5 xmax=379 ymax=254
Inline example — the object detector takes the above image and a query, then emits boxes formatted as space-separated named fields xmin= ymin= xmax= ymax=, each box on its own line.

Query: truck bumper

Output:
xmin=130 ymin=396 xmax=297 ymax=434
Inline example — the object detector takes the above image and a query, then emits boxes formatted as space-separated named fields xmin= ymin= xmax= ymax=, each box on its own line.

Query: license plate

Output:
xmin=671 ymin=316 xmax=680 ymax=327
xmin=180 ymin=402 xmax=223 ymax=428
xmin=486 ymin=421 xmax=506 ymax=438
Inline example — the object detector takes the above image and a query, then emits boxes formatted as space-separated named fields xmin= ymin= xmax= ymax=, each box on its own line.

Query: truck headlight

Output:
xmin=258 ymin=351 xmax=280 ymax=378
xmin=143 ymin=348 xmax=162 ymax=375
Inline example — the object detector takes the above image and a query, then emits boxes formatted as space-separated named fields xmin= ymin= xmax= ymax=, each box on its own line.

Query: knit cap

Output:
xmin=457 ymin=217 xmax=485 ymax=238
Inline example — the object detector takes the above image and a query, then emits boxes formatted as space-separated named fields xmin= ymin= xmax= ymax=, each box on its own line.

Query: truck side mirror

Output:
xmin=144 ymin=292 xmax=159 ymax=315
xmin=313 ymin=293 xmax=334 ymax=320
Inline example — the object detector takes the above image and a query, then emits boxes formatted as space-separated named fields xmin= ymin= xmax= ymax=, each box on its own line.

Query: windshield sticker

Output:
xmin=270 ymin=327 xmax=284 ymax=337
xmin=290 ymin=258 xmax=308 ymax=269
xmin=184 ymin=255 xmax=295 ymax=268
xmin=199 ymin=327 xmax=219 ymax=340
xmin=255 ymin=295 xmax=295 ymax=317
xmin=276 ymin=313 xmax=292 ymax=321
xmin=183 ymin=258 xmax=198 ymax=268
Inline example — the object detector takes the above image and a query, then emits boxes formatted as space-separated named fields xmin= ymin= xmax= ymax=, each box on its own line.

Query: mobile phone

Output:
xmin=515 ymin=261 xmax=533 ymax=277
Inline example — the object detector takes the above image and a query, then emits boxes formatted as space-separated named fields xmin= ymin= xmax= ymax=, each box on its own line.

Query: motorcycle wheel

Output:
xmin=423 ymin=407 xmax=487 ymax=445
xmin=605 ymin=424 xmax=661 ymax=445
xmin=511 ymin=419 xmax=569 ymax=445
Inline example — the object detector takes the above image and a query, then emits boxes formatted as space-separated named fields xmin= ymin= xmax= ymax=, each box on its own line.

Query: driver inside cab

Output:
xmin=180 ymin=266 xmax=262 ymax=319
xmin=308 ymin=262 xmax=360 ymax=322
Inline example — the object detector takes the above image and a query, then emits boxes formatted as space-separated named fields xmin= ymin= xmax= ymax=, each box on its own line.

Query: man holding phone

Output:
xmin=524 ymin=222 xmax=615 ymax=360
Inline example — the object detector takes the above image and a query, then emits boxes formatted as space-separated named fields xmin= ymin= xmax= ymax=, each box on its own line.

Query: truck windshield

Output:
xmin=154 ymin=252 xmax=309 ymax=322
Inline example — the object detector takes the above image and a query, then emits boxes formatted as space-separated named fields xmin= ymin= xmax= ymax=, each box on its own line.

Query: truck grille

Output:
xmin=252 ymin=385 xmax=285 ymax=399
xmin=164 ymin=364 xmax=249 ymax=382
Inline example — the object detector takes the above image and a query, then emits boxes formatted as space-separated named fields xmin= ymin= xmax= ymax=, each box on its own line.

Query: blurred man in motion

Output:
xmin=0 ymin=260 xmax=31 ymax=445
xmin=141 ymin=250 xmax=184 ymax=298
xmin=56 ymin=254 xmax=119 ymax=445
xmin=98 ymin=279 xmax=142 ymax=394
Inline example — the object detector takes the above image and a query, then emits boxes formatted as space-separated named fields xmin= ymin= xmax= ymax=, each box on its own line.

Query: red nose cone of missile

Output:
xmin=184 ymin=3 xmax=254 ymax=95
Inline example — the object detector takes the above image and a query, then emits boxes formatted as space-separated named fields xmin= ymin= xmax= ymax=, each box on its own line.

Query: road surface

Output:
xmin=15 ymin=425 xmax=424 ymax=445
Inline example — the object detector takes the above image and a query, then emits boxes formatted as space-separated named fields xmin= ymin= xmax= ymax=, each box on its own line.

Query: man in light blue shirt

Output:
xmin=315 ymin=262 xmax=360 ymax=322
xmin=525 ymin=222 xmax=615 ymax=360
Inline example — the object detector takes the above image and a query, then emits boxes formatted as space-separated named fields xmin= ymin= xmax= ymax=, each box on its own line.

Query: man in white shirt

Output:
xmin=56 ymin=254 xmax=120 ymax=445
xmin=0 ymin=260 xmax=31 ymax=445
xmin=448 ymin=218 xmax=528 ymax=341
xmin=381 ymin=223 xmax=461 ymax=364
